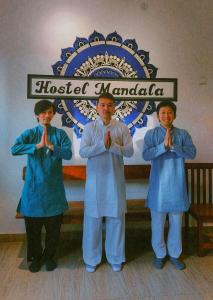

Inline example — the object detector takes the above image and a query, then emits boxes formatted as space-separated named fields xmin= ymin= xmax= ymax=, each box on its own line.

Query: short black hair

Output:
xmin=34 ymin=100 xmax=56 ymax=115
xmin=156 ymin=101 xmax=176 ymax=116
xmin=97 ymin=92 xmax=115 ymax=104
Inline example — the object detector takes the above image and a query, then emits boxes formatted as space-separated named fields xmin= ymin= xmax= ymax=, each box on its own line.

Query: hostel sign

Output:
xmin=28 ymin=75 xmax=177 ymax=101
xmin=28 ymin=31 xmax=178 ymax=137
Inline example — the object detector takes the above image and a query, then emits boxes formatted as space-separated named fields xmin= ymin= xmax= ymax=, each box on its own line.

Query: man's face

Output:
xmin=96 ymin=97 xmax=115 ymax=121
xmin=37 ymin=107 xmax=54 ymax=126
xmin=157 ymin=106 xmax=175 ymax=128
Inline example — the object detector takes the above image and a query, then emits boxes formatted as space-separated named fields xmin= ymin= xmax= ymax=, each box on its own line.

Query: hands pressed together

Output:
xmin=36 ymin=126 xmax=54 ymax=151
xmin=104 ymin=131 xmax=112 ymax=149
xmin=164 ymin=128 xmax=173 ymax=149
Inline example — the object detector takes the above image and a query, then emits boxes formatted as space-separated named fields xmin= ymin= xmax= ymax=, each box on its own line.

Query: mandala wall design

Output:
xmin=52 ymin=31 xmax=158 ymax=137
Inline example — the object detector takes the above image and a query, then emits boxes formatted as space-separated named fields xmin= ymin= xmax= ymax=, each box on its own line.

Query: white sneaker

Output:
xmin=111 ymin=264 xmax=122 ymax=272
xmin=85 ymin=264 xmax=96 ymax=273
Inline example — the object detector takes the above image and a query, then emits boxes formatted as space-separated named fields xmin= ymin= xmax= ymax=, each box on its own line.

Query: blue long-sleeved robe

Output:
xmin=79 ymin=118 xmax=134 ymax=218
xmin=11 ymin=124 xmax=72 ymax=217
xmin=143 ymin=125 xmax=196 ymax=212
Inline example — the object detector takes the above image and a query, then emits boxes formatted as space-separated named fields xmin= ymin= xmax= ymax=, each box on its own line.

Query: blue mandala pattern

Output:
xmin=52 ymin=31 xmax=158 ymax=137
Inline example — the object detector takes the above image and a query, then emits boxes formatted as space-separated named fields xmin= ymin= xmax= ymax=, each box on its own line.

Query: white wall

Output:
xmin=0 ymin=0 xmax=212 ymax=233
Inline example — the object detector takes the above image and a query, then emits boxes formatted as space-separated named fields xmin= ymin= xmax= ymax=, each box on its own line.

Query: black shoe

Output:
xmin=153 ymin=257 xmax=165 ymax=269
xmin=169 ymin=257 xmax=186 ymax=270
xmin=45 ymin=259 xmax=57 ymax=271
xmin=29 ymin=259 xmax=41 ymax=273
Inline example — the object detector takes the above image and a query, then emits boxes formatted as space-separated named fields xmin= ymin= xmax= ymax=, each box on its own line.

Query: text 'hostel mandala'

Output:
xmin=52 ymin=31 xmax=158 ymax=137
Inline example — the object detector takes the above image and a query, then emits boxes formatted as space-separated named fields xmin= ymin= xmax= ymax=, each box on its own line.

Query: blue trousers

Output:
xmin=151 ymin=210 xmax=183 ymax=259
xmin=83 ymin=214 xmax=125 ymax=266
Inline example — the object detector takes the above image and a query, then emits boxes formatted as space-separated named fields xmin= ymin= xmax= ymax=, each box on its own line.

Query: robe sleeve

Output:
xmin=79 ymin=124 xmax=106 ymax=158
xmin=109 ymin=125 xmax=134 ymax=157
xmin=11 ymin=130 xmax=36 ymax=155
xmin=172 ymin=130 xmax=196 ymax=159
xmin=143 ymin=130 xmax=167 ymax=161
xmin=51 ymin=129 xmax=72 ymax=160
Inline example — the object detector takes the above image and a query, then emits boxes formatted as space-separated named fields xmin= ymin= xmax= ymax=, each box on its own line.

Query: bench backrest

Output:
xmin=185 ymin=163 xmax=213 ymax=205
xmin=62 ymin=165 xmax=151 ymax=181
xmin=22 ymin=163 xmax=213 ymax=206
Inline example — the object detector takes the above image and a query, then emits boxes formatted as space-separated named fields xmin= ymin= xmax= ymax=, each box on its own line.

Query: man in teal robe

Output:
xmin=11 ymin=100 xmax=72 ymax=272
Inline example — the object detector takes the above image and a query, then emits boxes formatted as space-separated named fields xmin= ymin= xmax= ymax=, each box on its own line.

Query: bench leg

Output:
xmin=197 ymin=219 xmax=205 ymax=257
xmin=184 ymin=212 xmax=189 ymax=239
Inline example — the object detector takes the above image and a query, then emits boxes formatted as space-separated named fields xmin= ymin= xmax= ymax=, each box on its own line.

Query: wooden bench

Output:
xmin=16 ymin=163 xmax=213 ymax=256
xmin=185 ymin=163 xmax=213 ymax=256
xmin=16 ymin=165 xmax=151 ymax=223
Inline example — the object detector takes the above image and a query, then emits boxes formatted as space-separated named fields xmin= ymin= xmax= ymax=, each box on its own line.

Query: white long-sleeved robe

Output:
xmin=79 ymin=117 xmax=134 ymax=218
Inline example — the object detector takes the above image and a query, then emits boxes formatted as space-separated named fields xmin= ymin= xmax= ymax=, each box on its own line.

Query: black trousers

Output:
xmin=24 ymin=214 xmax=63 ymax=262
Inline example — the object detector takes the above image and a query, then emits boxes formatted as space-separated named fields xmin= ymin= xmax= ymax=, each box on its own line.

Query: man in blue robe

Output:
xmin=143 ymin=101 xmax=196 ymax=270
xmin=79 ymin=92 xmax=134 ymax=272
xmin=11 ymin=100 xmax=72 ymax=272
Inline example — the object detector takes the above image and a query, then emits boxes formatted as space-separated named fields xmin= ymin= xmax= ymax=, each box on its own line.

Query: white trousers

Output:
xmin=151 ymin=210 xmax=183 ymax=259
xmin=83 ymin=214 xmax=125 ymax=266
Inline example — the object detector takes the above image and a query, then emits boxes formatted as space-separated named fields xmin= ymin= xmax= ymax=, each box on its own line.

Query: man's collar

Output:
xmin=159 ymin=124 xmax=174 ymax=132
xmin=38 ymin=124 xmax=52 ymax=131
xmin=97 ymin=117 xmax=115 ymax=127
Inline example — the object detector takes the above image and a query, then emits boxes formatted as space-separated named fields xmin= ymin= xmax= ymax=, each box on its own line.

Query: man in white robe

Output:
xmin=79 ymin=92 xmax=134 ymax=272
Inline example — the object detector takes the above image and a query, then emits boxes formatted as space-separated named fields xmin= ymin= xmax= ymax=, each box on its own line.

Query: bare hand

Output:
xmin=104 ymin=131 xmax=111 ymax=149
xmin=36 ymin=128 xmax=45 ymax=149
xmin=44 ymin=127 xmax=54 ymax=151
xmin=164 ymin=128 xmax=172 ymax=148
xmin=36 ymin=127 xmax=54 ymax=150
xmin=43 ymin=127 xmax=51 ymax=148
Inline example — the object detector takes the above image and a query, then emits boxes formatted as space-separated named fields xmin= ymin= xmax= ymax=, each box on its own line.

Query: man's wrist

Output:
xmin=48 ymin=144 xmax=54 ymax=151
xmin=164 ymin=144 xmax=170 ymax=151
xmin=36 ymin=143 xmax=43 ymax=150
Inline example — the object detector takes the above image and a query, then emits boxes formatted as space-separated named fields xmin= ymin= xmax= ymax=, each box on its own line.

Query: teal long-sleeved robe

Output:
xmin=11 ymin=125 xmax=72 ymax=217
xmin=143 ymin=125 xmax=196 ymax=212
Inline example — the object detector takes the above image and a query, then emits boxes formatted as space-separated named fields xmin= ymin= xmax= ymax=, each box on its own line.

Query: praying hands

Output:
xmin=36 ymin=126 xmax=54 ymax=151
